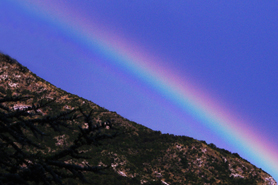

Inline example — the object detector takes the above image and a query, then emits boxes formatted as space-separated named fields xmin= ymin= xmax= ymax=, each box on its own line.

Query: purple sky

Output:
xmin=1 ymin=0 xmax=278 ymax=179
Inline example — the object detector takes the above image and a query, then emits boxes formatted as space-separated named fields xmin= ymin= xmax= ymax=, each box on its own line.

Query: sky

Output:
xmin=0 ymin=0 xmax=277 ymax=180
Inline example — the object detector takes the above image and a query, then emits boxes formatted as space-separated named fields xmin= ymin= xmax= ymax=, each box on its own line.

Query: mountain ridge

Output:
xmin=0 ymin=53 xmax=276 ymax=184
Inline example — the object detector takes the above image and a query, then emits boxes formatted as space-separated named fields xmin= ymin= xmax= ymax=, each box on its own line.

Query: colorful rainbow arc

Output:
xmin=11 ymin=0 xmax=278 ymax=180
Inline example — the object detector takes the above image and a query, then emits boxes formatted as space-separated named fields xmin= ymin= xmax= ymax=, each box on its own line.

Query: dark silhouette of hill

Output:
xmin=0 ymin=53 xmax=276 ymax=184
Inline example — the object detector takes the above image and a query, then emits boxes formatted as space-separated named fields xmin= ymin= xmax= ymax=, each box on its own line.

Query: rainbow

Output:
xmin=9 ymin=0 xmax=278 ymax=180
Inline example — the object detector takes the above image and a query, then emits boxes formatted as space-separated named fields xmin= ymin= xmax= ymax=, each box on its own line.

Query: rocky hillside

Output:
xmin=0 ymin=53 xmax=276 ymax=184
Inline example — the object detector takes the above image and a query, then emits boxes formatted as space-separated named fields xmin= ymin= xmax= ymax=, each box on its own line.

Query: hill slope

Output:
xmin=0 ymin=53 xmax=276 ymax=184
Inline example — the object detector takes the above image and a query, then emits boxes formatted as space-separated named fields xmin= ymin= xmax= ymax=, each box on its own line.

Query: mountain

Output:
xmin=0 ymin=53 xmax=276 ymax=185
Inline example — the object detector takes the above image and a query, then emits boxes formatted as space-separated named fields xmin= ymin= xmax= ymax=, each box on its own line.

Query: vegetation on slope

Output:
xmin=0 ymin=53 xmax=276 ymax=185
